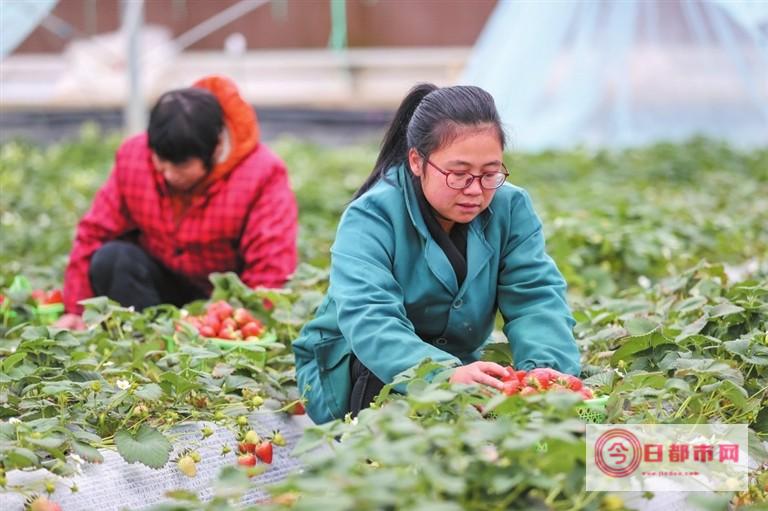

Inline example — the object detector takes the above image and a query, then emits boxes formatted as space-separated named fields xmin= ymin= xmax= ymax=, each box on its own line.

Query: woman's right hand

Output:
xmin=54 ymin=313 xmax=86 ymax=331
xmin=449 ymin=361 xmax=507 ymax=391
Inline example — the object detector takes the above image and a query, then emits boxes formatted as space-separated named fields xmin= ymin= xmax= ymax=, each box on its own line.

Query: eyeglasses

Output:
xmin=425 ymin=159 xmax=509 ymax=190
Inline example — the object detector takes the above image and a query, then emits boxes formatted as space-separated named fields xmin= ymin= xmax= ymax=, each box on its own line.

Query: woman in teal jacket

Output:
xmin=293 ymin=84 xmax=581 ymax=424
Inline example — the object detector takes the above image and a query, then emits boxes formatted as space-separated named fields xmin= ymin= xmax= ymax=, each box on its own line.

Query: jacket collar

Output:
xmin=396 ymin=164 xmax=494 ymax=296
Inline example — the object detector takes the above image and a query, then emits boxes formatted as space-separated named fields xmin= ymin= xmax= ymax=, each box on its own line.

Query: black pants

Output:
xmin=89 ymin=240 xmax=207 ymax=310
xmin=348 ymin=354 xmax=386 ymax=417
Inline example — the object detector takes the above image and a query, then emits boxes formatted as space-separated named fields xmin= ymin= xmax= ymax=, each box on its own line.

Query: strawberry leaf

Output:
xmin=115 ymin=425 xmax=171 ymax=468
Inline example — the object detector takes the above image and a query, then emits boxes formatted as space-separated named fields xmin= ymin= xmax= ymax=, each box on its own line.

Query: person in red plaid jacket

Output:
xmin=56 ymin=75 xmax=298 ymax=329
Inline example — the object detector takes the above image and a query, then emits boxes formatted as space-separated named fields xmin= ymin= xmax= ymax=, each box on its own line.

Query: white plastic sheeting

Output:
xmin=0 ymin=0 xmax=58 ymax=59
xmin=0 ymin=412 xmax=309 ymax=510
xmin=462 ymin=0 xmax=768 ymax=149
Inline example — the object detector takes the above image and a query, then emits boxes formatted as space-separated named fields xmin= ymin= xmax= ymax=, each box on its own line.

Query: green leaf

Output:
xmin=752 ymin=407 xmax=768 ymax=434
xmin=115 ymin=425 xmax=172 ymax=468
xmin=624 ymin=317 xmax=659 ymax=335
xmin=1 ymin=352 xmax=26 ymax=372
xmin=72 ymin=441 xmax=104 ymax=463
xmin=27 ymin=434 xmax=67 ymax=450
xmin=582 ymin=371 xmax=615 ymax=388
xmin=611 ymin=329 xmax=673 ymax=365
xmin=160 ymin=372 xmax=199 ymax=395
xmin=213 ymin=465 xmax=251 ymax=498
xmin=675 ymin=314 xmax=709 ymax=341
xmin=409 ymin=388 xmax=457 ymax=404
xmin=3 ymin=447 xmax=39 ymax=468
xmin=223 ymin=375 xmax=257 ymax=391
xmin=685 ymin=493 xmax=731 ymax=511
xmin=134 ymin=383 xmax=164 ymax=401
xmin=708 ymin=302 xmax=744 ymax=318
xmin=748 ymin=429 xmax=768 ymax=465
xmin=715 ymin=380 xmax=748 ymax=409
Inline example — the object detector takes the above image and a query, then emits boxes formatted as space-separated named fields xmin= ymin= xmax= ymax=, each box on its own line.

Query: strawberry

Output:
xmin=203 ymin=313 xmax=221 ymax=332
xmin=217 ymin=327 xmax=238 ymax=340
xmin=262 ymin=298 xmax=274 ymax=311
xmin=214 ymin=301 xmax=234 ymax=321
xmin=519 ymin=386 xmax=538 ymax=396
xmin=244 ymin=430 xmax=260 ymax=444
xmin=288 ymin=402 xmax=305 ymax=415
xmin=566 ymin=375 xmax=583 ymax=391
xmin=239 ymin=442 xmax=256 ymax=454
xmin=271 ymin=431 xmax=286 ymax=447
xmin=28 ymin=496 xmax=63 ymax=511
xmin=177 ymin=455 xmax=197 ymax=477
xmin=233 ymin=307 xmax=255 ymax=327
xmin=579 ymin=387 xmax=594 ymax=400
xmin=31 ymin=289 xmax=47 ymax=304
xmin=502 ymin=379 xmax=520 ymax=396
xmin=241 ymin=321 xmax=264 ymax=338
xmin=199 ymin=325 xmax=216 ymax=338
xmin=221 ymin=317 xmax=238 ymax=331
xmin=46 ymin=289 xmax=63 ymax=304
xmin=529 ymin=368 xmax=559 ymax=388
xmin=254 ymin=441 xmax=273 ymax=464
xmin=237 ymin=453 xmax=257 ymax=466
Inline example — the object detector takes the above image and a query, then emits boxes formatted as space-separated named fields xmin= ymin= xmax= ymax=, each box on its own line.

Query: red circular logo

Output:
xmin=595 ymin=428 xmax=642 ymax=478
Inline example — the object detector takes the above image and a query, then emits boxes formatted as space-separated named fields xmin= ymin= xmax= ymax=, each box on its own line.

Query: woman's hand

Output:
xmin=449 ymin=361 xmax=507 ymax=391
xmin=54 ymin=313 xmax=86 ymax=330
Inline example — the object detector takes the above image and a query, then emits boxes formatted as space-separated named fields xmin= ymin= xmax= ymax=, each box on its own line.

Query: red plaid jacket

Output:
xmin=62 ymin=134 xmax=298 ymax=314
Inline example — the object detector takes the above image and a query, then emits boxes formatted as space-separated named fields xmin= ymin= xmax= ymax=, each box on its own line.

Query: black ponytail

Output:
xmin=353 ymin=83 xmax=437 ymax=199
xmin=353 ymin=83 xmax=505 ymax=200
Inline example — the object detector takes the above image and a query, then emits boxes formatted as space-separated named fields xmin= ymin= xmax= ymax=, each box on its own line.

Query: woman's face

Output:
xmin=408 ymin=127 xmax=504 ymax=232
xmin=151 ymin=153 xmax=207 ymax=192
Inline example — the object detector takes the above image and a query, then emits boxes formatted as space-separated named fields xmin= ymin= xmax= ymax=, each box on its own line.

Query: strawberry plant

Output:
xmin=2 ymin=133 xmax=767 ymax=509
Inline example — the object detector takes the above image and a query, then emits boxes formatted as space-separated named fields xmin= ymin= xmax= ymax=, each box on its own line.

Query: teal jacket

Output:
xmin=293 ymin=164 xmax=580 ymax=424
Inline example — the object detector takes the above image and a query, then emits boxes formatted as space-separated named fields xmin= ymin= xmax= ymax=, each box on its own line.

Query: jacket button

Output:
xmin=174 ymin=248 xmax=183 ymax=256
xmin=435 ymin=337 xmax=448 ymax=346
xmin=452 ymin=299 xmax=463 ymax=309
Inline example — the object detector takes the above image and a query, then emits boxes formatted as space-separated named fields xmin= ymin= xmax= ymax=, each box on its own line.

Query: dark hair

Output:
xmin=147 ymin=88 xmax=224 ymax=172
xmin=353 ymin=83 xmax=505 ymax=199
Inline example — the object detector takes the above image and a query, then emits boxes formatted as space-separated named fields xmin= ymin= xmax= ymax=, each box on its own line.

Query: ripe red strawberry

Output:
xmin=199 ymin=325 xmax=216 ymax=338
xmin=254 ymin=441 xmax=273 ymax=464
xmin=237 ymin=453 xmax=257 ymax=466
xmin=288 ymin=402 xmax=305 ymax=415
xmin=233 ymin=307 xmax=255 ymax=327
xmin=519 ymin=386 xmax=538 ymax=396
xmin=46 ymin=289 xmax=63 ymax=304
xmin=241 ymin=321 xmax=264 ymax=338
xmin=239 ymin=442 xmax=256 ymax=454
xmin=566 ymin=375 xmax=583 ymax=391
xmin=579 ymin=387 xmax=594 ymax=399
xmin=214 ymin=301 xmax=234 ymax=321
xmin=203 ymin=313 xmax=221 ymax=332
xmin=217 ymin=327 xmax=236 ymax=340
xmin=502 ymin=379 xmax=520 ymax=396
xmin=28 ymin=497 xmax=62 ymax=511
xmin=529 ymin=368 xmax=558 ymax=388
xmin=221 ymin=317 xmax=238 ymax=331
xmin=262 ymin=298 xmax=274 ymax=311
